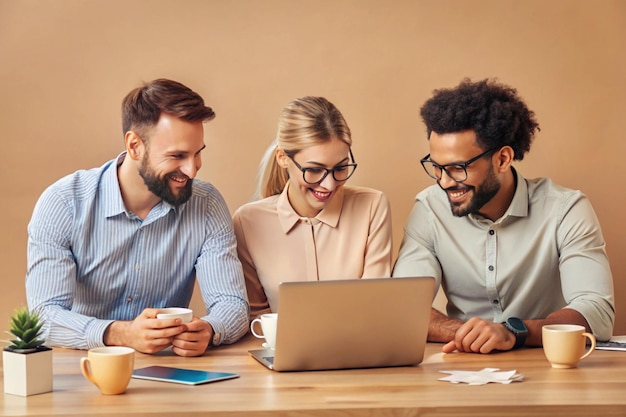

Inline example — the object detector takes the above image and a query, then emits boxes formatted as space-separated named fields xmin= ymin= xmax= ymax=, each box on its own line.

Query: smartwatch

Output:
xmin=502 ymin=317 xmax=528 ymax=349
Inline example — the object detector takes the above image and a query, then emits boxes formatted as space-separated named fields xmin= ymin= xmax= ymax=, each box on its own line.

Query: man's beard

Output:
xmin=444 ymin=168 xmax=500 ymax=217
xmin=139 ymin=154 xmax=193 ymax=207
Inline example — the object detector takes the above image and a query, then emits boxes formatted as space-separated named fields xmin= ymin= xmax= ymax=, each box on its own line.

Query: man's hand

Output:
xmin=104 ymin=308 xmax=186 ymax=354
xmin=442 ymin=317 xmax=516 ymax=354
xmin=171 ymin=318 xmax=213 ymax=357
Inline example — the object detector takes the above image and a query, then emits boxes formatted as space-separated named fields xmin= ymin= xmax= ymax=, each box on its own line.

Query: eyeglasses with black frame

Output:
xmin=288 ymin=149 xmax=358 ymax=185
xmin=420 ymin=147 xmax=500 ymax=183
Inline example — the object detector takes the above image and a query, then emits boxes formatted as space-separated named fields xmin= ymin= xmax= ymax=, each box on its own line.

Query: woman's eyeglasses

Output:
xmin=288 ymin=149 xmax=358 ymax=185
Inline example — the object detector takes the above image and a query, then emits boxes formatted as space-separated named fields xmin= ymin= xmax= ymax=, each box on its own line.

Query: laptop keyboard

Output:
xmin=263 ymin=356 xmax=275 ymax=364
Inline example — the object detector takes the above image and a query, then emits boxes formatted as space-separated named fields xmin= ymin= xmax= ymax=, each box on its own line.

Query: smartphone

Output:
xmin=132 ymin=366 xmax=239 ymax=385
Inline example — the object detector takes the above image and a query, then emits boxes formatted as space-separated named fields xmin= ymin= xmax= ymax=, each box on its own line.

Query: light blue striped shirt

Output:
xmin=26 ymin=153 xmax=249 ymax=350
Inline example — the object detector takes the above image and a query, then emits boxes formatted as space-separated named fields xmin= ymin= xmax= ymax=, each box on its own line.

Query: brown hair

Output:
xmin=256 ymin=96 xmax=352 ymax=198
xmin=121 ymin=78 xmax=216 ymax=140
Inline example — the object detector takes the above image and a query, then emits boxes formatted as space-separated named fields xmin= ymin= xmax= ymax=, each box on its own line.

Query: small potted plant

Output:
xmin=2 ymin=307 xmax=53 ymax=396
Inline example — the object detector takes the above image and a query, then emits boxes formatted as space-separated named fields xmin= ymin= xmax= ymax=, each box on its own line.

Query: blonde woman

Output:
xmin=233 ymin=96 xmax=392 ymax=319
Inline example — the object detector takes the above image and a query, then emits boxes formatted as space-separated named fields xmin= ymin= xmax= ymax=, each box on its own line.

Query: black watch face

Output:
xmin=508 ymin=317 xmax=526 ymax=332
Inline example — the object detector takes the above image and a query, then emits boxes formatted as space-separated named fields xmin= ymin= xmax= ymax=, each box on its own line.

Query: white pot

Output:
xmin=3 ymin=346 xmax=53 ymax=396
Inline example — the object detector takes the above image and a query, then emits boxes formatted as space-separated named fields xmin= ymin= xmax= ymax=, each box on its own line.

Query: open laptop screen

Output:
xmin=249 ymin=277 xmax=435 ymax=372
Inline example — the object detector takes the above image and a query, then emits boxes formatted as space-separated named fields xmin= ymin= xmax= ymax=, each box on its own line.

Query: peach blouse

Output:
xmin=232 ymin=184 xmax=393 ymax=319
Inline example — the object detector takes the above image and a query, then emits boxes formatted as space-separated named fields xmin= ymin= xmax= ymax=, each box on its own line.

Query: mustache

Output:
xmin=166 ymin=172 xmax=190 ymax=180
xmin=438 ymin=182 xmax=472 ymax=192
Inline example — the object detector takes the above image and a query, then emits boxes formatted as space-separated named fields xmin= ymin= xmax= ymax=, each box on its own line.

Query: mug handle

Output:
xmin=250 ymin=318 xmax=264 ymax=338
xmin=580 ymin=332 xmax=596 ymax=361
xmin=80 ymin=357 xmax=99 ymax=388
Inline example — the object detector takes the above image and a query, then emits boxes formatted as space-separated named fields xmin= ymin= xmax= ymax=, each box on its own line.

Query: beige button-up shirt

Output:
xmin=393 ymin=169 xmax=615 ymax=340
xmin=233 ymin=184 xmax=393 ymax=319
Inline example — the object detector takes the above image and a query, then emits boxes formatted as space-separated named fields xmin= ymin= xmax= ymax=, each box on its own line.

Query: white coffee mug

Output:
xmin=156 ymin=307 xmax=193 ymax=323
xmin=250 ymin=313 xmax=278 ymax=349
xmin=542 ymin=324 xmax=596 ymax=368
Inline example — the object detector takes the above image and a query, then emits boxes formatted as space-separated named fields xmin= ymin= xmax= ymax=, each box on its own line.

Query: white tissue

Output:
xmin=438 ymin=368 xmax=524 ymax=385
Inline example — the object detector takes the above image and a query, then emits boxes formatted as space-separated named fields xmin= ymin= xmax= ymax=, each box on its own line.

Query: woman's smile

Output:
xmin=310 ymin=188 xmax=332 ymax=201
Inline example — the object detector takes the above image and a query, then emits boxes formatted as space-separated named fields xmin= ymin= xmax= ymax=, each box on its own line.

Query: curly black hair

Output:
xmin=420 ymin=78 xmax=540 ymax=161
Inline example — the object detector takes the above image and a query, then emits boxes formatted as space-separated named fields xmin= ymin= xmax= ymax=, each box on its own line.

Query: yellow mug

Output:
xmin=80 ymin=346 xmax=135 ymax=394
xmin=542 ymin=324 xmax=596 ymax=369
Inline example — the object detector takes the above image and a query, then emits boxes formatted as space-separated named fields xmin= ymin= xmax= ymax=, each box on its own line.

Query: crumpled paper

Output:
xmin=438 ymin=368 xmax=524 ymax=385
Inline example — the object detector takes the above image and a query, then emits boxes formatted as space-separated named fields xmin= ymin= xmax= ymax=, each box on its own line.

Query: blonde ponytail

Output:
xmin=254 ymin=141 xmax=289 ymax=199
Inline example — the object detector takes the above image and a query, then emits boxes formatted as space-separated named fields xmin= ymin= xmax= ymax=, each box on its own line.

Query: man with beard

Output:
xmin=393 ymin=78 xmax=614 ymax=354
xmin=26 ymin=79 xmax=249 ymax=357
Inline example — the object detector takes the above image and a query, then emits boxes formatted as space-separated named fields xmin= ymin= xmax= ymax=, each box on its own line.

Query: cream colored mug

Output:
xmin=80 ymin=346 xmax=135 ymax=394
xmin=542 ymin=324 xmax=596 ymax=369
xmin=250 ymin=313 xmax=278 ymax=349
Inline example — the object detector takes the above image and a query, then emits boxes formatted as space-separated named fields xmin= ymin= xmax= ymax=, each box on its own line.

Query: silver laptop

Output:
xmin=249 ymin=277 xmax=434 ymax=372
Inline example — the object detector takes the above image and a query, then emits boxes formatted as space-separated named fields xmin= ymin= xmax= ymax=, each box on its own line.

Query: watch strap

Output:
xmin=503 ymin=319 xmax=528 ymax=349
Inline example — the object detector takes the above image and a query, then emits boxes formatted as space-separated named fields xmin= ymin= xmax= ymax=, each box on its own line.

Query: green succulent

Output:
xmin=5 ymin=307 xmax=46 ymax=352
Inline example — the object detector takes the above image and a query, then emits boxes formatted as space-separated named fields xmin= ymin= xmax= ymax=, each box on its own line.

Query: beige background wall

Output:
xmin=1 ymin=1 xmax=625 ymax=338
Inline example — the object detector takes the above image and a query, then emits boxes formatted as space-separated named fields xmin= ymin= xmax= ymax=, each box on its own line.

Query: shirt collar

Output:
xmin=102 ymin=152 xmax=130 ymax=218
xmin=468 ymin=166 xmax=528 ymax=223
xmin=103 ymin=152 xmax=178 ymax=219
xmin=506 ymin=167 xmax=528 ymax=218
xmin=277 ymin=183 xmax=344 ymax=233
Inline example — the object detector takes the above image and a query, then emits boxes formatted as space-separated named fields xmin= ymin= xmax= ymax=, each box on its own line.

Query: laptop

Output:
xmin=248 ymin=276 xmax=435 ymax=372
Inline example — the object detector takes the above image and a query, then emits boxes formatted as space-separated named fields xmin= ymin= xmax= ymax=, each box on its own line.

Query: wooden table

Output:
xmin=2 ymin=334 xmax=626 ymax=416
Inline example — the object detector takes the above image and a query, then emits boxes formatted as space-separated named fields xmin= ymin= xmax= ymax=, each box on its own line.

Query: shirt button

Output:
xmin=135 ymin=264 xmax=140 ymax=271
xmin=492 ymin=299 xmax=499 ymax=305
xmin=126 ymin=297 xmax=132 ymax=302
xmin=488 ymin=265 xmax=494 ymax=271
xmin=489 ymin=230 xmax=495 ymax=235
